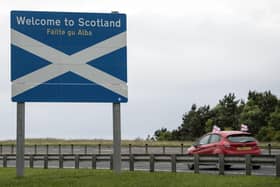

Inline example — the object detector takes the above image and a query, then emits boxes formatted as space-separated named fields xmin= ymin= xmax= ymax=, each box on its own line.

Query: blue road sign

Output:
xmin=11 ymin=11 xmax=127 ymax=102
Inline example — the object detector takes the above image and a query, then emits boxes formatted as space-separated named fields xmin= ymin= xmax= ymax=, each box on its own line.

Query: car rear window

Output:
xmin=227 ymin=134 xmax=256 ymax=143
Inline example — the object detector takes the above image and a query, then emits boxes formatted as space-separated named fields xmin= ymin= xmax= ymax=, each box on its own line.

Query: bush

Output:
xmin=257 ymin=127 xmax=275 ymax=141
xmin=273 ymin=131 xmax=280 ymax=142
xmin=257 ymin=126 xmax=280 ymax=142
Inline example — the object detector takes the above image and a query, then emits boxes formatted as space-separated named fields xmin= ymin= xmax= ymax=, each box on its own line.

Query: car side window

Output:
xmin=209 ymin=134 xmax=221 ymax=144
xmin=199 ymin=135 xmax=210 ymax=145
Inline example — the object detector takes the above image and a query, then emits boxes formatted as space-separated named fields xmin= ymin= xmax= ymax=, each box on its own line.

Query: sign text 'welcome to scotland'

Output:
xmin=11 ymin=11 xmax=127 ymax=102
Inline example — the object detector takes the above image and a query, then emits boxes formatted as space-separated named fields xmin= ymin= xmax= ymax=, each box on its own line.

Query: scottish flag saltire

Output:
xmin=212 ymin=125 xmax=221 ymax=133
xmin=11 ymin=11 xmax=127 ymax=102
xmin=241 ymin=124 xmax=248 ymax=132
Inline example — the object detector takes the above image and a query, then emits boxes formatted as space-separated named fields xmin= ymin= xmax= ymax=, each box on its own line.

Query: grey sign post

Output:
xmin=113 ymin=103 xmax=121 ymax=173
xmin=16 ymin=102 xmax=25 ymax=177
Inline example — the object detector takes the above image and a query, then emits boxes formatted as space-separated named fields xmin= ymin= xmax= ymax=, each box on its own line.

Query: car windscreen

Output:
xmin=227 ymin=134 xmax=256 ymax=143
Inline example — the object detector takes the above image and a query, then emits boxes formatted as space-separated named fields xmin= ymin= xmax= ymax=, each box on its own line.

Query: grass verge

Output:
xmin=0 ymin=168 xmax=279 ymax=187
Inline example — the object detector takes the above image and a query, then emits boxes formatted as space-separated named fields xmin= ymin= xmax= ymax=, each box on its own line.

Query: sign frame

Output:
xmin=11 ymin=10 xmax=126 ymax=176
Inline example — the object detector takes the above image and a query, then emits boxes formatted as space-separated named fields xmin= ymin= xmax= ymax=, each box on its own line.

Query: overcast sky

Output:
xmin=1 ymin=0 xmax=280 ymax=140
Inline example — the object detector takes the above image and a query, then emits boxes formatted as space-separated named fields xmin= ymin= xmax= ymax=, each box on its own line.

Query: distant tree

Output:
xmin=182 ymin=106 xmax=202 ymax=138
xmin=257 ymin=126 xmax=275 ymax=141
xmin=240 ymin=91 xmax=279 ymax=135
xmin=180 ymin=104 xmax=213 ymax=140
xmin=268 ymin=107 xmax=280 ymax=131
xmin=153 ymin=127 xmax=172 ymax=141
xmin=248 ymin=90 xmax=278 ymax=124
xmin=215 ymin=93 xmax=240 ymax=130
xmin=240 ymin=101 xmax=263 ymax=134
xmin=205 ymin=118 xmax=214 ymax=132
xmin=150 ymin=91 xmax=280 ymax=142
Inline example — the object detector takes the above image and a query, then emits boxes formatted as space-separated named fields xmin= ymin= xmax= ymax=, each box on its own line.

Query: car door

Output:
xmin=207 ymin=134 xmax=222 ymax=154
xmin=193 ymin=135 xmax=211 ymax=154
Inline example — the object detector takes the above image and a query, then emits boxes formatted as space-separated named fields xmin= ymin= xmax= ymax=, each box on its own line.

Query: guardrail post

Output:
xmin=276 ymin=155 xmax=280 ymax=177
xmin=46 ymin=144 xmax=49 ymax=155
xmin=181 ymin=144 xmax=184 ymax=154
xmin=3 ymin=155 xmax=7 ymax=167
xmin=129 ymin=144 xmax=132 ymax=154
xmin=171 ymin=154 xmax=176 ymax=172
xmin=29 ymin=155 xmax=34 ymax=168
xmin=11 ymin=144 xmax=14 ymax=154
xmin=245 ymin=155 xmax=252 ymax=175
xmin=44 ymin=155 xmax=48 ymax=169
xmin=71 ymin=144 xmax=74 ymax=154
xmin=129 ymin=154 xmax=134 ymax=171
xmin=0 ymin=144 xmax=2 ymax=154
xmin=58 ymin=144 xmax=61 ymax=155
xmin=110 ymin=155 xmax=113 ymax=170
xmin=59 ymin=155 xmax=63 ymax=168
xmin=163 ymin=146 xmax=166 ymax=154
xmin=98 ymin=144 xmax=101 ymax=154
xmin=145 ymin=144 xmax=148 ymax=154
xmin=34 ymin=144 xmax=37 ymax=154
xmin=85 ymin=145 xmax=87 ymax=155
xmin=150 ymin=154 xmax=155 ymax=172
xmin=92 ymin=154 xmax=96 ymax=169
xmin=219 ymin=154 xmax=224 ymax=175
xmin=75 ymin=155 xmax=79 ymax=169
xmin=194 ymin=154 xmax=199 ymax=174
xmin=268 ymin=144 xmax=272 ymax=155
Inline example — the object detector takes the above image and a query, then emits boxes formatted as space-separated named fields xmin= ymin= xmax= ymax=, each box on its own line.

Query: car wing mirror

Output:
xmin=193 ymin=142 xmax=199 ymax=147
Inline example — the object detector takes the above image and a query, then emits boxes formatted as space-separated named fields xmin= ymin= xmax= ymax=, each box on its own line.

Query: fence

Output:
xmin=0 ymin=144 xmax=278 ymax=155
xmin=0 ymin=144 xmax=187 ymax=155
xmin=0 ymin=153 xmax=279 ymax=177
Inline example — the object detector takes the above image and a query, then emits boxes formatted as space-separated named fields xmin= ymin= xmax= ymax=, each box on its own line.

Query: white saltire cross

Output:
xmin=11 ymin=29 xmax=127 ymax=99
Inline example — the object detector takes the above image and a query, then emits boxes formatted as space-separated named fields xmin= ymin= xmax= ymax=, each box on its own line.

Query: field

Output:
xmin=0 ymin=168 xmax=279 ymax=187
xmin=0 ymin=139 xmax=193 ymax=146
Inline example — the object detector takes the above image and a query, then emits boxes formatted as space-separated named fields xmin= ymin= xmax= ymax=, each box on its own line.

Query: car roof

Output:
xmin=210 ymin=130 xmax=251 ymax=137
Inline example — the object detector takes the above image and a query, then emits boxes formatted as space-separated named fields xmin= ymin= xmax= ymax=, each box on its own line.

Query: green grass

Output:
xmin=0 ymin=168 xmax=279 ymax=187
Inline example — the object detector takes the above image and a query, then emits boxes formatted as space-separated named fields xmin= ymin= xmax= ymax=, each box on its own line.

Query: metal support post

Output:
xmin=129 ymin=154 xmax=134 ymax=171
xmin=16 ymin=102 xmax=25 ymax=177
xmin=98 ymin=144 xmax=101 ymax=154
xmin=268 ymin=144 xmax=272 ymax=155
xmin=145 ymin=144 xmax=148 ymax=154
xmin=129 ymin=144 xmax=132 ymax=154
xmin=194 ymin=154 xmax=199 ymax=174
xmin=150 ymin=154 xmax=155 ymax=172
xmin=245 ymin=155 xmax=252 ymax=175
xmin=171 ymin=154 xmax=176 ymax=172
xmin=218 ymin=154 xmax=224 ymax=175
xmin=276 ymin=155 xmax=280 ymax=177
xmin=92 ymin=154 xmax=97 ymax=169
xmin=113 ymin=103 xmax=121 ymax=173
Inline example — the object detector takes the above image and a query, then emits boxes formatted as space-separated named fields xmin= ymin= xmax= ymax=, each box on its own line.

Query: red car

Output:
xmin=187 ymin=131 xmax=261 ymax=169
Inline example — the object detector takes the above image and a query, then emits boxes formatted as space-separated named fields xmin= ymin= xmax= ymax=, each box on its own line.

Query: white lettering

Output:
xmin=15 ymin=16 xmax=61 ymax=26
xmin=78 ymin=18 xmax=121 ymax=28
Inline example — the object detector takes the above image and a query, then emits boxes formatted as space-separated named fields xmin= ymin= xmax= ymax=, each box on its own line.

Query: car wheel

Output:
xmin=252 ymin=165 xmax=261 ymax=170
xmin=187 ymin=163 xmax=194 ymax=170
